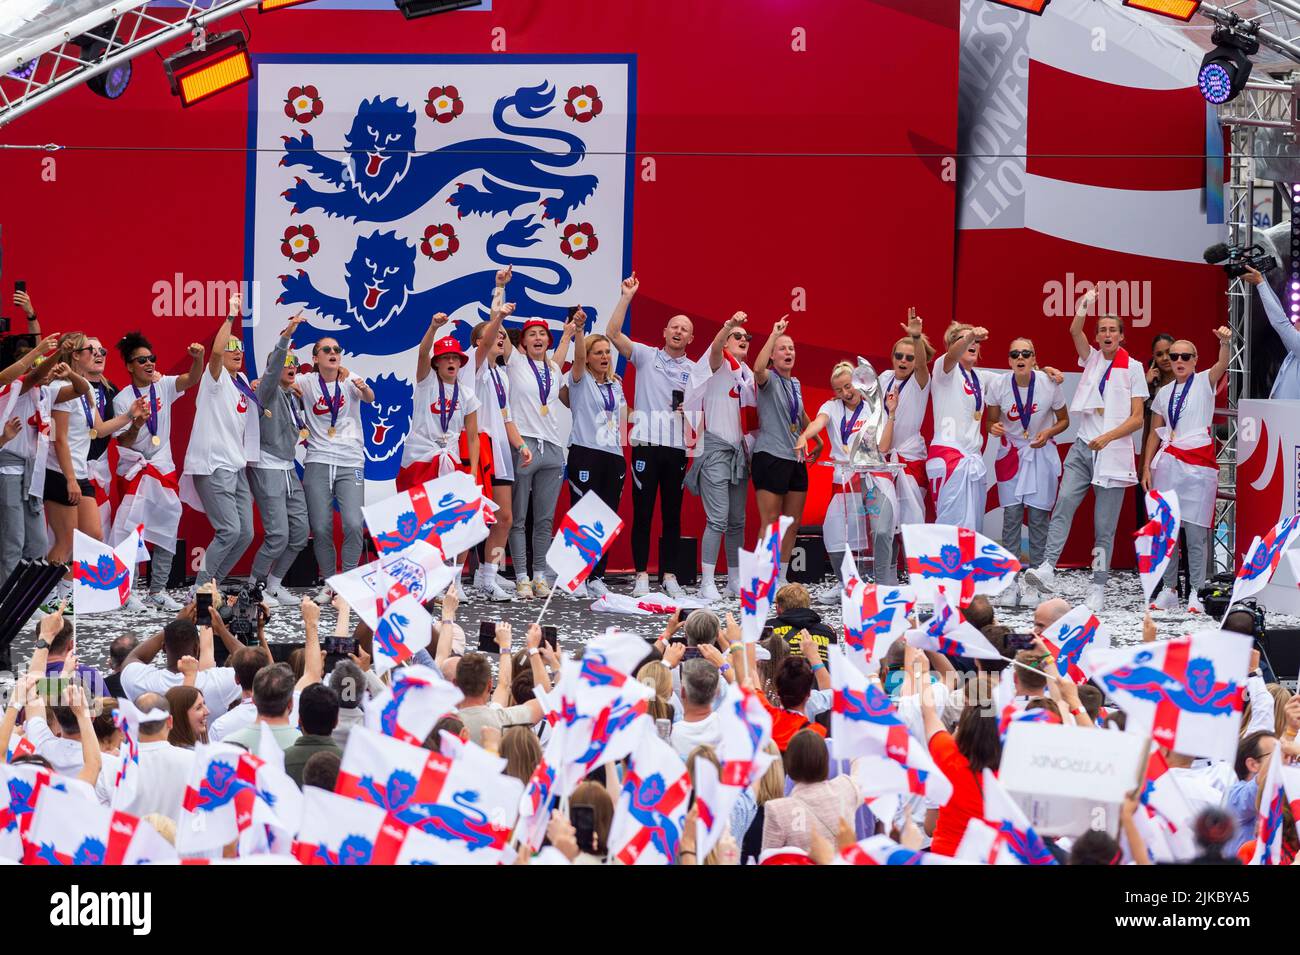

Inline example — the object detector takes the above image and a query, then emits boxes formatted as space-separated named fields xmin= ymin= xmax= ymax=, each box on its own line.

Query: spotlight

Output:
xmin=74 ymin=21 xmax=131 ymax=100
xmin=259 ymin=0 xmax=317 ymax=10
xmin=1291 ymin=184 xmax=1300 ymax=322
xmin=984 ymin=0 xmax=1051 ymax=13
xmin=1122 ymin=0 xmax=1201 ymax=21
xmin=163 ymin=30 xmax=252 ymax=108
xmin=1198 ymin=26 xmax=1258 ymax=105
xmin=393 ymin=0 xmax=482 ymax=20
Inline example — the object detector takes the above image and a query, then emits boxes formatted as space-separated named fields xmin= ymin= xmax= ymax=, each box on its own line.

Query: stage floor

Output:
xmin=5 ymin=568 xmax=1279 ymax=676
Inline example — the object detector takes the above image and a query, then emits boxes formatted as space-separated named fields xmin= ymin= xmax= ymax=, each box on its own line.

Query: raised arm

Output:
xmin=338 ymin=363 xmax=375 ymax=404
xmin=1208 ymin=326 xmax=1232 ymax=388
xmin=14 ymin=290 xmax=41 ymax=339
xmin=1069 ymin=287 xmax=1097 ymax=364
xmin=492 ymin=623 xmax=513 ymax=708
xmin=209 ymin=292 xmax=240 ymax=380
xmin=52 ymin=366 xmax=90 ymax=403
xmin=66 ymin=684 xmax=102 ymax=787
xmin=903 ymin=309 xmax=933 ymax=388
xmin=298 ymin=598 xmax=324 ymax=691
xmin=554 ymin=311 xmax=578 ymax=372
xmin=0 ymin=333 xmax=58 ymax=387
xmin=709 ymin=312 xmax=747 ymax=372
xmin=176 ymin=341 xmax=207 ymax=394
xmin=474 ymin=289 xmax=515 ymax=370
xmin=570 ymin=307 xmax=588 ymax=383
xmin=941 ymin=326 xmax=985 ymax=375
xmin=605 ymin=273 xmax=639 ymax=360
xmin=416 ymin=312 xmax=450 ymax=384
xmin=752 ymin=315 xmax=789 ymax=388
xmin=209 ymin=606 xmax=243 ymax=659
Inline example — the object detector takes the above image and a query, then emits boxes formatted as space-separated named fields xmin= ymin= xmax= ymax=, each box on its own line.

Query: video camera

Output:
xmin=1203 ymin=242 xmax=1278 ymax=278
xmin=218 ymin=580 xmax=265 ymax=646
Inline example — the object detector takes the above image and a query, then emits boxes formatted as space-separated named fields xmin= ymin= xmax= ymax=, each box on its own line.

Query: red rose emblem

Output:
xmin=560 ymin=222 xmax=598 ymax=260
xmin=421 ymin=223 xmax=460 ymax=261
xmin=280 ymin=224 xmax=320 ymax=263
xmin=425 ymin=86 xmax=464 ymax=124
xmin=284 ymin=85 xmax=324 ymax=124
xmin=563 ymin=85 xmax=603 ymax=123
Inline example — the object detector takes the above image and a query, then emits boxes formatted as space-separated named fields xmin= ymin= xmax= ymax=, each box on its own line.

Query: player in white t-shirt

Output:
xmin=605 ymin=273 xmax=695 ymax=599
xmin=505 ymin=310 xmax=576 ymax=599
xmin=926 ymin=322 xmax=995 ymax=532
xmin=1141 ymin=327 xmax=1231 ymax=614
xmin=984 ymin=338 xmax=1069 ymax=608
xmin=112 ymin=331 xmax=207 ymax=611
xmin=1023 ymin=289 xmax=1149 ymax=613
xmin=299 ymin=336 xmax=375 ymax=603
xmin=47 ymin=333 xmax=149 ymax=606
xmin=560 ymin=309 xmax=627 ymax=598
xmin=878 ymin=310 xmax=935 ymax=526
xmin=468 ymin=280 xmax=534 ymax=601
xmin=183 ymin=293 xmax=263 ymax=593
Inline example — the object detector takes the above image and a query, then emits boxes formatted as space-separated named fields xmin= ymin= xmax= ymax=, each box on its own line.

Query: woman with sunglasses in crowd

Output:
xmin=47 ymin=332 xmax=150 ymax=607
xmin=183 ymin=292 xmax=262 ymax=594
xmin=561 ymin=307 xmax=626 ymax=599
xmin=1141 ymin=325 xmax=1232 ymax=615
xmin=752 ymin=315 xmax=818 ymax=588
xmin=112 ymin=330 xmax=206 ymax=611
xmin=468 ymin=273 xmax=533 ymax=601
xmin=76 ymin=335 xmax=118 ymax=539
xmin=984 ymin=337 xmax=1069 ymax=608
xmin=299 ymin=335 xmax=375 ymax=604
xmin=877 ymin=310 xmax=933 ymax=528
xmin=927 ymin=322 xmax=997 ymax=532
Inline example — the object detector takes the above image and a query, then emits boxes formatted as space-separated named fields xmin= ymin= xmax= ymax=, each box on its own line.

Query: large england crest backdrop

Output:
xmin=244 ymin=55 xmax=634 ymax=495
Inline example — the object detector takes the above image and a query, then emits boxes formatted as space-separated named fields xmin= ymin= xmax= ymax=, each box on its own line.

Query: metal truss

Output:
xmin=0 ymin=0 xmax=261 ymax=130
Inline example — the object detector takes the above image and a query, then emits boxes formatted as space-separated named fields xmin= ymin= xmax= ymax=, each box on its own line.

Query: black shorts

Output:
xmin=751 ymin=451 xmax=808 ymax=495
xmin=43 ymin=470 xmax=94 ymax=506
xmin=491 ymin=476 xmax=514 ymax=488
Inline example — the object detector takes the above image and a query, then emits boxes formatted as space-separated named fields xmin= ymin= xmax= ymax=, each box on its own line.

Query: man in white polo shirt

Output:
xmin=119 ymin=615 xmax=242 ymax=716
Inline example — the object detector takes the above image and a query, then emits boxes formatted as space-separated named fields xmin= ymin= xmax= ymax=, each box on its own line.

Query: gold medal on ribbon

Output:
xmin=328 ymin=426 xmax=336 ymax=437
xmin=263 ymin=409 xmax=272 ymax=419
xmin=88 ymin=427 xmax=97 ymax=439
xmin=151 ymin=435 xmax=161 ymax=447
xmin=540 ymin=405 xmax=550 ymax=417
xmin=299 ymin=428 xmax=310 ymax=441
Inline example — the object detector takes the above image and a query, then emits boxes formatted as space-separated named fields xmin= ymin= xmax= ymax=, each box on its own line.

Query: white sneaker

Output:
xmin=632 ymin=574 xmax=651 ymax=597
xmin=145 ymin=591 xmax=184 ymax=612
xmin=725 ymin=573 xmax=740 ymax=597
xmin=1023 ymin=563 xmax=1057 ymax=592
xmin=264 ymin=582 xmax=299 ymax=607
xmin=997 ymin=584 xmax=1020 ymax=609
xmin=697 ymin=579 xmax=722 ymax=603
xmin=1020 ymin=584 xmax=1039 ymax=608
xmin=515 ymin=577 xmax=534 ymax=600
xmin=313 ymin=585 xmax=334 ymax=605
xmin=472 ymin=564 xmax=485 ymax=591
xmin=1085 ymin=584 xmax=1105 ymax=613
xmin=1187 ymin=593 xmax=1206 ymax=615
xmin=479 ymin=577 xmax=514 ymax=602
xmin=532 ymin=577 xmax=552 ymax=598
xmin=124 ymin=593 xmax=147 ymax=612
xmin=662 ymin=574 xmax=685 ymax=599
xmin=816 ymin=587 xmax=838 ymax=606
xmin=588 ymin=577 xmax=611 ymax=599
xmin=1151 ymin=589 xmax=1180 ymax=613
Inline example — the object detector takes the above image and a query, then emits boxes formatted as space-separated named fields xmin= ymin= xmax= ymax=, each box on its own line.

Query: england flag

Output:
xmin=329 ymin=539 xmax=457 ymax=629
xmin=840 ymin=550 xmax=915 ymax=677
xmin=362 ymin=470 xmax=494 ymax=558
xmin=901 ymin=523 xmax=1019 ymax=608
xmin=738 ymin=516 xmax=792 ymax=643
xmin=1134 ymin=489 xmax=1180 ymax=606
xmin=72 ymin=526 xmax=146 ymax=615
xmin=23 ymin=787 xmax=177 ymax=866
xmin=1038 ymin=605 xmax=1110 ymax=684
xmin=545 ymin=491 xmax=623 ymax=593
xmin=364 ymin=664 xmax=463 ymax=746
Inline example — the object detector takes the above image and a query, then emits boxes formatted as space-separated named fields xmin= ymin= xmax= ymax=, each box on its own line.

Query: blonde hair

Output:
xmin=755 ymin=742 xmax=785 ymax=805
xmin=892 ymin=334 xmax=934 ymax=359
xmin=1009 ymin=336 xmax=1036 ymax=352
xmin=637 ymin=661 xmax=674 ymax=722
xmin=829 ymin=361 xmax=854 ymax=384
xmin=944 ymin=322 xmax=973 ymax=347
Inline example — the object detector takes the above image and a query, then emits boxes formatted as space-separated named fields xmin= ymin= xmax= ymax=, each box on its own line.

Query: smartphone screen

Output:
xmin=478 ymin=620 xmax=498 ymax=654
xmin=571 ymin=804 xmax=596 ymax=855
xmin=323 ymin=636 xmax=357 ymax=656
xmin=35 ymin=676 xmax=71 ymax=704
xmin=541 ymin=625 xmax=558 ymax=650
xmin=14 ymin=280 xmax=26 ymax=295
xmin=195 ymin=591 xmax=213 ymax=627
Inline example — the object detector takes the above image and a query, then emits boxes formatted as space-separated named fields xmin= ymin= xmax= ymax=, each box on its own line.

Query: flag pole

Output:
xmin=534 ymin=585 xmax=558 ymax=625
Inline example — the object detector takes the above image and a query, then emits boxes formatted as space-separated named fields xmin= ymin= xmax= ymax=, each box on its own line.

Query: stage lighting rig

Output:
xmin=73 ymin=21 xmax=132 ymax=101
xmin=163 ymin=30 xmax=252 ymax=108
xmin=1198 ymin=24 xmax=1259 ymax=105
xmin=1123 ymin=0 xmax=1201 ymax=21
xmin=394 ymin=0 xmax=482 ymax=20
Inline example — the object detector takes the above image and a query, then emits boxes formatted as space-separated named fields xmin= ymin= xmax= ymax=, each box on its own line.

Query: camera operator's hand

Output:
xmin=1242 ymin=265 xmax=1264 ymax=287
xmin=349 ymin=644 xmax=372 ymax=673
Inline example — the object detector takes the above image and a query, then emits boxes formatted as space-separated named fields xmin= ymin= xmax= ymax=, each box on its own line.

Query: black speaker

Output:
xmin=789 ymin=527 xmax=828 ymax=583
xmin=659 ymin=536 xmax=697 ymax=587
xmin=1258 ymin=628 xmax=1300 ymax=686
xmin=166 ymin=538 xmax=188 ymax=588
xmin=284 ymin=545 xmax=319 ymax=588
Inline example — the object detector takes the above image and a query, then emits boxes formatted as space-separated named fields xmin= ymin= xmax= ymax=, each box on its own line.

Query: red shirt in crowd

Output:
xmin=927 ymin=730 xmax=986 ymax=857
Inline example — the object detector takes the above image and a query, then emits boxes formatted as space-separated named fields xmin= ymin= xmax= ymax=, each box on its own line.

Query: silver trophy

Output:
xmin=846 ymin=357 xmax=903 ymax=472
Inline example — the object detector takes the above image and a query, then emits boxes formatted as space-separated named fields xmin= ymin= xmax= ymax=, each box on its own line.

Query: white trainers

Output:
xmin=263 ymin=582 xmax=299 ymax=607
xmin=472 ymin=564 xmax=486 ymax=591
xmin=816 ymin=587 xmax=838 ymax=606
xmin=1187 ymin=593 xmax=1206 ymax=615
xmin=997 ymin=584 xmax=1020 ymax=609
xmin=515 ymin=577 xmax=534 ymax=600
xmin=532 ymin=577 xmax=551 ymax=599
xmin=632 ymin=573 xmax=651 ymax=597
xmin=1151 ymin=589 xmax=1180 ymax=613
xmin=1023 ymin=563 xmax=1057 ymax=592
xmin=124 ymin=593 xmax=147 ymax=612
xmin=1085 ymin=584 xmax=1106 ymax=613
xmin=145 ymin=591 xmax=184 ymax=612
xmin=725 ymin=573 xmax=740 ymax=597
xmin=588 ymin=577 xmax=611 ymax=599
xmin=1020 ymin=584 xmax=1039 ymax=608
xmin=697 ymin=579 xmax=722 ymax=603
xmin=313 ymin=585 xmax=334 ymax=606
xmin=662 ymin=574 xmax=685 ymax=599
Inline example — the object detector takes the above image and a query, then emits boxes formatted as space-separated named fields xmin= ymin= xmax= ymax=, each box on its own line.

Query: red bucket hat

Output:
xmin=520 ymin=319 xmax=552 ymax=344
xmin=432 ymin=336 xmax=468 ymax=366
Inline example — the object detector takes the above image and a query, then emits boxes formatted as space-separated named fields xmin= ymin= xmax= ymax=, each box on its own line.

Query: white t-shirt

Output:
xmin=818 ymin=397 xmax=871 ymax=469
xmin=113 ymin=375 xmax=182 ymax=474
xmin=629 ymin=342 xmax=693 ymax=449
xmin=1150 ymin=371 xmax=1213 ymax=447
xmin=1074 ymin=348 xmax=1149 ymax=443
xmin=669 ymin=713 xmax=722 ymax=759
xmin=53 ymin=384 xmax=96 ymax=481
xmin=23 ymin=717 xmax=86 ymax=777
xmin=96 ymin=740 xmax=195 ymax=821
xmin=877 ymin=370 xmax=930 ymax=461
xmin=568 ymin=372 xmax=626 ymax=454
xmin=299 ymin=372 xmax=366 ymax=467
xmin=471 ymin=355 xmax=511 ymax=447
xmin=209 ymin=697 xmax=256 ymax=743
xmin=930 ymin=357 xmax=994 ymax=456
xmin=985 ymin=370 xmax=1065 ymax=441
xmin=506 ymin=350 xmax=567 ymax=447
xmin=403 ymin=372 xmax=482 ymax=466
xmin=2 ymin=385 xmax=50 ymax=461
xmin=184 ymin=368 xmax=260 ymax=474
xmin=701 ymin=363 xmax=745 ymax=446
xmin=119 ymin=661 xmax=242 ymax=714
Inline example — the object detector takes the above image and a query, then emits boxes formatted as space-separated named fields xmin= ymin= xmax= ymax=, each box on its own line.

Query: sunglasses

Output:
xmin=729 ymin=332 xmax=753 ymax=342
xmin=1168 ymin=352 xmax=1196 ymax=362
xmin=224 ymin=340 xmax=243 ymax=353
xmin=285 ymin=353 xmax=300 ymax=368
xmin=893 ymin=352 xmax=915 ymax=362
xmin=76 ymin=347 xmax=108 ymax=358
xmin=1008 ymin=349 xmax=1034 ymax=359
xmin=130 ymin=354 xmax=158 ymax=365
xmin=316 ymin=345 xmax=342 ymax=355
